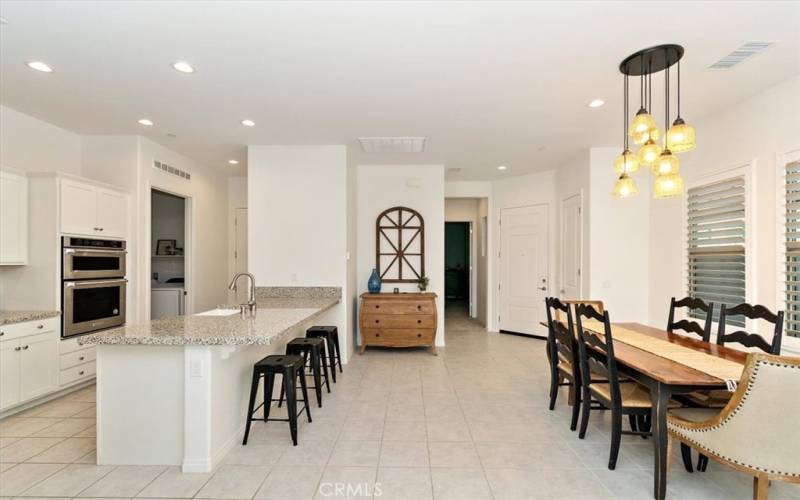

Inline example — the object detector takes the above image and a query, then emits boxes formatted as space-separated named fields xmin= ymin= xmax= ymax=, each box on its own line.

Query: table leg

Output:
xmin=651 ymin=383 xmax=671 ymax=500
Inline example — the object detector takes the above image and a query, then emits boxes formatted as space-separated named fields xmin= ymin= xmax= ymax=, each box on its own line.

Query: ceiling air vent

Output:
xmin=153 ymin=160 xmax=191 ymax=180
xmin=708 ymin=42 xmax=775 ymax=70
xmin=358 ymin=137 xmax=426 ymax=153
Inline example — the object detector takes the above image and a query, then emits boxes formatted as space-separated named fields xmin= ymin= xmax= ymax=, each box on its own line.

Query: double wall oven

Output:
xmin=62 ymin=237 xmax=127 ymax=338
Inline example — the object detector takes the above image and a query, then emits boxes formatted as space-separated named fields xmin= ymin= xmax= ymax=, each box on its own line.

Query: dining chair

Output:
xmin=544 ymin=297 xmax=583 ymax=430
xmin=667 ymin=296 xmax=714 ymax=342
xmin=668 ymin=352 xmax=800 ymax=499
xmin=555 ymin=299 xmax=604 ymax=324
xmin=574 ymin=303 xmax=677 ymax=470
xmin=717 ymin=303 xmax=784 ymax=355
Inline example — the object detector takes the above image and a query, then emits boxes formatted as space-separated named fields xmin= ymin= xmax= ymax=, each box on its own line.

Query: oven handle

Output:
xmin=64 ymin=248 xmax=127 ymax=255
xmin=65 ymin=279 xmax=128 ymax=288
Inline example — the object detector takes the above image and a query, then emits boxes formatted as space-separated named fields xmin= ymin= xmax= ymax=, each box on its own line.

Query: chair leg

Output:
xmin=298 ymin=365 xmax=312 ymax=423
xmin=569 ymin=384 xmax=581 ymax=431
xmin=753 ymin=474 xmax=769 ymax=500
xmin=311 ymin=349 xmax=323 ymax=407
xmin=697 ymin=454 xmax=709 ymax=472
xmin=548 ymin=369 xmax=559 ymax=411
xmin=578 ymin=387 xmax=592 ymax=439
xmin=242 ymin=371 xmax=260 ymax=445
xmin=263 ymin=373 xmax=275 ymax=421
xmin=628 ymin=415 xmax=638 ymax=433
xmin=680 ymin=443 xmax=694 ymax=473
xmin=327 ymin=336 xmax=338 ymax=382
xmin=284 ymin=369 xmax=298 ymax=446
xmin=333 ymin=333 xmax=343 ymax=373
xmin=319 ymin=343 xmax=331 ymax=393
xmin=637 ymin=414 xmax=650 ymax=439
xmin=608 ymin=409 xmax=622 ymax=470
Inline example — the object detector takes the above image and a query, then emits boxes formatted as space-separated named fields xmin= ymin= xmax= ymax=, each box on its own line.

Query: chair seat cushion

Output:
xmin=557 ymin=360 xmax=575 ymax=376
xmin=589 ymin=382 xmax=680 ymax=409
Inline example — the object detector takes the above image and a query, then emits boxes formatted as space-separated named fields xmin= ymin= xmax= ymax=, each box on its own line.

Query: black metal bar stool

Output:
xmin=279 ymin=337 xmax=330 ymax=408
xmin=242 ymin=354 xmax=311 ymax=446
xmin=306 ymin=325 xmax=342 ymax=382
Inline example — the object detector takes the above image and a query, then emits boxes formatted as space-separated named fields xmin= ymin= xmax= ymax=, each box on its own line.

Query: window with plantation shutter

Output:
xmin=687 ymin=177 xmax=746 ymax=327
xmin=784 ymin=160 xmax=800 ymax=338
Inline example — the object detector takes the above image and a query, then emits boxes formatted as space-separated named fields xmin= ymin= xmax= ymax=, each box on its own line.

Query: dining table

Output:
xmin=547 ymin=321 xmax=748 ymax=500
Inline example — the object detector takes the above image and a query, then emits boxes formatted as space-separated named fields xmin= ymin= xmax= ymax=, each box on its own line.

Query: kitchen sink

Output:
xmin=195 ymin=308 xmax=240 ymax=317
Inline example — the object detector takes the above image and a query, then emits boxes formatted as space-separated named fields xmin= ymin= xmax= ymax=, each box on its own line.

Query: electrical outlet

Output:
xmin=190 ymin=360 xmax=204 ymax=377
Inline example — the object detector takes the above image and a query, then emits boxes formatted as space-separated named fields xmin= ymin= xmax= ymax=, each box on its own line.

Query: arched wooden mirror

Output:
xmin=376 ymin=206 xmax=425 ymax=283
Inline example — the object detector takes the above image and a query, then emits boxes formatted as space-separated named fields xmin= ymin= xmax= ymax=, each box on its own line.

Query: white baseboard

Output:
xmin=0 ymin=378 xmax=95 ymax=420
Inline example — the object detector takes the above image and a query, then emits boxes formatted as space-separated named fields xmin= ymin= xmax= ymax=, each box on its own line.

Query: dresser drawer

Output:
xmin=363 ymin=300 xmax=435 ymax=315
xmin=0 ymin=317 xmax=59 ymax=342
xmin=362 ymin=314 xmax=435 ymax=329
xmin=60 ymin=360 xmax=96 ymax=386
xmin=60 ymin=347 xmax=96 ymax=370
xmin=361 ymin=328 xmax=435 ymax=347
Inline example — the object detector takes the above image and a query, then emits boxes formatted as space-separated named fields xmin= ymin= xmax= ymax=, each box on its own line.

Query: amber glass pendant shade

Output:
xmin=613 ymin=149 xmax=640 ymax=175
xmin=653 ymin=172 xmax=684 ymax=198
xmin=612 ymin=173 xmax=638 ymax=198
xmin=652 ymin=149 xmax=680 ymax=176
xmin=638 ymin=139 xmax=662 ymax=166
xmin=629 ymin=108 xmax=658 ymax=145
xmin=666 ymin=117 xmax=696 ymax=153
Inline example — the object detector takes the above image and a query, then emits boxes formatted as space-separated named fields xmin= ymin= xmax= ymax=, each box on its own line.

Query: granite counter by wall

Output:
xmin=78 ymin=296 xmax=339 ymax=346
xmin=0 ymin=310 xmax=61 ymax=326
xmin=255 ymin=286 xmax=341 ymax=299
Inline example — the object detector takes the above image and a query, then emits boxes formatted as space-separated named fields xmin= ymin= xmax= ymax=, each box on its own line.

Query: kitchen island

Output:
xmin=79 ymin=290 xmax=340 ymax=472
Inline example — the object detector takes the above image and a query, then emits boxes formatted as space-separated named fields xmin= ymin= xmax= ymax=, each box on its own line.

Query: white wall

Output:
xmin=247 ymin=145 xmax=349 ymax=358
xmin=588 ymin=147 xmax=651 ymax=323
xmin=491 ymin=170 xmax=557 ymax=333
xmin=648 ymin=76 xmax=800 ymax=347
xmin=0 ymin=105 xmax=83 ymax=175
xmin=357 ymin=164 xmax=446 ymax=345
xmin=346 ymin=163 xmax=358 ymax=357
xmin=227 ymin=176 xmax=248 ymax=303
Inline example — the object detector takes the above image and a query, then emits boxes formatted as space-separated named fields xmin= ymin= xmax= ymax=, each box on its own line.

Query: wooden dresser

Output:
xmin=359 ymin=292 xmax=438 ymax=355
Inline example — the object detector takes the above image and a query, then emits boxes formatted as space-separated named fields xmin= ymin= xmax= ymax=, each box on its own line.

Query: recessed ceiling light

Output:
xmin=228 ymin=160 xmax=239 ymax=165
xmin=172 ymin=61 xmax=195 ymax=73
xmin=588 ymin=99 xmax=605 ymax=108
xmin=497 ymin=165 xmax=508 ymax=171
xmin=137 ymin=118 xmax=154 ymax=126
xmin=241 ymin=119 xmax=255 ymax=127
xmin=26 ymin=61 xmax=53 ymax=73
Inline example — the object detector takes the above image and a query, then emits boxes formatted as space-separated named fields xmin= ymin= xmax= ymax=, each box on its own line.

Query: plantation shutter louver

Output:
xmin=687 ymin=176 xmax=746 ymax=327
xmin=785 ymin=160 xmax=800 ymax=338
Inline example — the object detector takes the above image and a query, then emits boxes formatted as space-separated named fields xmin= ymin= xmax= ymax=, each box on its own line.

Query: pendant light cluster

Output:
xmin=612 ymin=45 xmax=696 ymax=199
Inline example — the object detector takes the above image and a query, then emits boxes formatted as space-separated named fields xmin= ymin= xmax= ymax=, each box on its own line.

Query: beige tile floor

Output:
xmin=1 ymin=307 xmax=799 ymax=499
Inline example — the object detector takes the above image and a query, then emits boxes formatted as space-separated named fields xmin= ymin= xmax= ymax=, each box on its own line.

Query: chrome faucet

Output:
xmin=228 ymin=273 xmax=257 ymax=317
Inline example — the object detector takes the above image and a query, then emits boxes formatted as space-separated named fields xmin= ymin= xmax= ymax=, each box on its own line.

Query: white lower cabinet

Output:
xmin=59 ymin=336 xmax=96 ymax=387
xmin=0 ymin=320 xmax=59 ymax=412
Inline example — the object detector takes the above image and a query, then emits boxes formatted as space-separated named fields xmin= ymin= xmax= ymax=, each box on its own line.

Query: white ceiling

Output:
xmin=1 ymin=1 xmax=798 ymax=180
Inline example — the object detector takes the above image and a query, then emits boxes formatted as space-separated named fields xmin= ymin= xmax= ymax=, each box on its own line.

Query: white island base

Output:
xmin=97 ymin=342 xmax=274 ymax=472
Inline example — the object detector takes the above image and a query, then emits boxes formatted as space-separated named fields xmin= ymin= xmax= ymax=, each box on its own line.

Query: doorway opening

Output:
xmin=445 ymin=221 xmax=471 ymax=317
xmin=150 ymin=189 xmax=187 ymax=319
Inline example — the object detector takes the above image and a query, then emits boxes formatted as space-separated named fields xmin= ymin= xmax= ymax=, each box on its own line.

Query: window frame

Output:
xmin=778 ymin=149 xmax=800 ymax=352
xmin=682 ymin=161 xmax=756 ymax=340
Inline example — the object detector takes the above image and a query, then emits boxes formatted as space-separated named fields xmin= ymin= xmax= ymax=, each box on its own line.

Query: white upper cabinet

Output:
xmin=0 ymin=170 xmax=29 ymax=265
xmin=60 ymin=179 xmax=127 ymax=239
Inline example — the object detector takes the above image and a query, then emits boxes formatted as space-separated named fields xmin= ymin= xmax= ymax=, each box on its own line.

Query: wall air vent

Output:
xmin=358 ymin=137 xmax=426 ymax=153
xmin=708 ymin=42 xmax=775 ymax=70
xmin=153 ymin=160 xmax=191 ymax=180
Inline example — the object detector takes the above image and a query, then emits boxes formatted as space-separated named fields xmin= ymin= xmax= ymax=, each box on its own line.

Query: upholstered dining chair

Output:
xmin=574 ymin=304 xmax=679 ymax=470
xmin=667 ymin=296 xmax=714 ymax=342
xmin=717 ymin=303 xmax=784 ymax=355
xmin=668 ymin=352 xmax=800 ymax=499
xmin=544 ymin=297 xmax=583 ymax=430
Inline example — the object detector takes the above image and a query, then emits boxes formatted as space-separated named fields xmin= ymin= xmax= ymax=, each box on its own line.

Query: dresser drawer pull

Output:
xmin=375 ymin=305 xmax=380 ymax=309
xmin=375 ymin=333 xmax=380 ymax=337
xmin=417 ymin=304 xmax=422 ymax=310
xmin=417 ymin=333 xmax=422 ymax=338
xmin=375 ymin=319 xmax=379 ymax=324
xmin=417 ymin=320 xmax=422 ymax=324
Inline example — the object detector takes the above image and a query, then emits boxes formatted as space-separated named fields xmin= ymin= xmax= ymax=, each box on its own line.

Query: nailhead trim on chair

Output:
xmin=668 ymin=358 xmax=800 ymax=478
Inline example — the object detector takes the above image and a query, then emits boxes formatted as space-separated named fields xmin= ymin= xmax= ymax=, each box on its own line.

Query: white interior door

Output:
xmin=234 ymin=208 xmax=249 ymax=303
xmin=560 ymin=194 xmax=583 ymax=300
xmin=499 ymin=205 xmax=548 ymax=336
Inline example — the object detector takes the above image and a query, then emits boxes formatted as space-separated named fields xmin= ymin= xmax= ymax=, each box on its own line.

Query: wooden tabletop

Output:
xmin=541 ymin=320 xmax=748 ymax=387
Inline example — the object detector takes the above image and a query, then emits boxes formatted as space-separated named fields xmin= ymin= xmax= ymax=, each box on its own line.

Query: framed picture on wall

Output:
xmin=156 ymin=239 xmax=177 ymax=255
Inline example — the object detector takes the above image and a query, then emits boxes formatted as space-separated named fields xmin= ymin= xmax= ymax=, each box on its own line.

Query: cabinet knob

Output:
xmin=22 ymin=345 xmax=29 ymax=350
xmin=0 ymin=331 xmax=4 ymax=336
xmin=79 ymin=356 xmax=85 ymax=361
xmin=37 ymin=324 xmax=44 ymax=329
xmin=79 ymin=371 xmax=85 ymax=376
xmin=14 ymin=346 xmax=21 ymax=351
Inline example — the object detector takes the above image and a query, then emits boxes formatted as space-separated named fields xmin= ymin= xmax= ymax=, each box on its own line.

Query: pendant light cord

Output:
xmin=624 ymin=74 xmax=629 ymax=150
xmin=677 ymin=59 xmax=681 ymax=119
xmin=665 ymin=62 xmax=670 ymax=133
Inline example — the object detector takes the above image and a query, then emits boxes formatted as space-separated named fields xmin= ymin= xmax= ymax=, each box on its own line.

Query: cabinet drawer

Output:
xmin=0 ymin=317 xmax=59 ymax=342
xmin=60 ymin=360 xmax=96 ymax=386
xmin=60 ymin=336 xmax=93 ymax=354
xmin=60 ymin=347 xmax=96 ymax=370
xmin=363 ymin=301 xmax=435 ymax=315
xmin=361 ymin=328 xmax=435 ymax=347
xmin=362 ymin=314 xmax=435 ymax=329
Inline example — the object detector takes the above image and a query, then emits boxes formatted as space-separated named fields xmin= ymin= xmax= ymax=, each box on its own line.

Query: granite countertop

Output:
xmin=0 ymin=310 xmax=61 ymax=326
xmin=78 ymin=296 xmax=339 ymax=346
